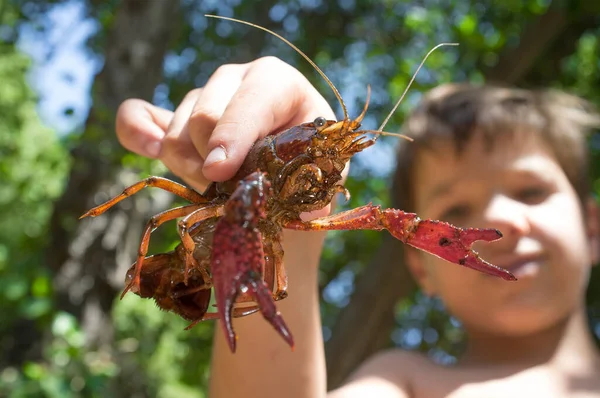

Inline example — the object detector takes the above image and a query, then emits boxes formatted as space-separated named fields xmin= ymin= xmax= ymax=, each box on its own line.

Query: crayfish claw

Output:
xmin=219 ymin=290 xmax=239 ymax=353
xmin=211 ymin=171 xmax=295 ymax=352
xmin=247 ymin=277 xmax=294 ymax=349
xmin=404 ymin=219 xmax=516 ymax=281
xmin=215 ymin=269 xmax=295 ymax=353
xmin=459 ymin=227 xmax=503 ymax=246
xmin=286 ymin=205 xmax=514 ymax=281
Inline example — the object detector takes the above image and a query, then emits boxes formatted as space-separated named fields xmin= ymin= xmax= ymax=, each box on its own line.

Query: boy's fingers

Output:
xmin=201 ymin=57 xmax=334 ymax=182
xmin=159 ymin=88 xmax=212 ymax=191
xmin=119 ymin=57 xmax=335 ymax=193
xmin=188 ymin=64 xmax=247 ymax=160
xmin=115 ymin=99 xmax=173 ymax=158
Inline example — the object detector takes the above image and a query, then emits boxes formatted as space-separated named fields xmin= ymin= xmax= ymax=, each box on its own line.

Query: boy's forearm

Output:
xmin=209 ymin=229 xmax=328 ymax=398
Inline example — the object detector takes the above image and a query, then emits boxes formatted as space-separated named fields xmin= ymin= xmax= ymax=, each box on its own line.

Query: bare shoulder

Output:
xmin=351 ymin=348 xmax=435 ymax=379
xmin=328 ymin=349 xmax=437 ymax=398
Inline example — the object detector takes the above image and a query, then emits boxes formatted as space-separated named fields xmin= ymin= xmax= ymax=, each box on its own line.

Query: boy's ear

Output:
xmin=405 ymin=247 xmax=436 ymax=296
xmin=585 ymin=196 xmax=599 ymax=266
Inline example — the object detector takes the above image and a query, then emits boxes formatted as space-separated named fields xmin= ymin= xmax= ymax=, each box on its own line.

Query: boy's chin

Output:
xmin=467 ymin=301 xmax=575 ymax=337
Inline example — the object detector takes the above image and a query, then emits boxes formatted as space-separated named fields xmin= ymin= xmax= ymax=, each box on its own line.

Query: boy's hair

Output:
xmin=392 ymin=83 xmax=600 ymax=212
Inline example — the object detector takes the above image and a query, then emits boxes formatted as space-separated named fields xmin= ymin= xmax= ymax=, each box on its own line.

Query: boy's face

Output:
xmin=406 ymin=132 xmax=598 ymax=336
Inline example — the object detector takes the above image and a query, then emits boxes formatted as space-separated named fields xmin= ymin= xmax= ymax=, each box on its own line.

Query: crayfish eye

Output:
xmin=314 ymin=116 xmax=327 ymax=129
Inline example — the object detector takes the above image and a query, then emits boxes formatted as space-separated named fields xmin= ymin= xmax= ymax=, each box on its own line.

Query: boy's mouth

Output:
xmin=496 ymin=253 xmax=544 ymax=277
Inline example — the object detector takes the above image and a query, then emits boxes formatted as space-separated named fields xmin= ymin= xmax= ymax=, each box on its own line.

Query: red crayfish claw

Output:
xmin=286 ymin=204 xmax=516 ymax=281
xmin=213 ymin=264 xmax=294 ymax=353
xmin=211 ymin=171 xmax=294 ymax=353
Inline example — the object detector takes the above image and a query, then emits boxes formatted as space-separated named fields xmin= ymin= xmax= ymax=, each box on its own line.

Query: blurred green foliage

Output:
xmin=0 ymin=22 xmax=67 ymax=356
xmin=0 ymin=0 xmax=599 ymax=396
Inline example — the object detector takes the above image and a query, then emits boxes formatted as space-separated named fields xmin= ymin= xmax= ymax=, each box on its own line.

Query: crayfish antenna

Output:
xmin=361 ymin=129 xmax=413 ymax=141
xmin=378 ymin=43 xmax=459 ymax=133
xmin=353 ymin=85 xmax=371 ymax=124
xmin=205 ymin=14 xmax=348 ymax=121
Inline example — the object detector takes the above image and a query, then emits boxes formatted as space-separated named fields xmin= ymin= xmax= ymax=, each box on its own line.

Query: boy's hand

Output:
xmin=114 ymin=56 xmax=336 ymax=193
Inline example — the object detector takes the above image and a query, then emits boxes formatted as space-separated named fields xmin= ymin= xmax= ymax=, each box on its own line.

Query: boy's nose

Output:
xmin=483 ymin=194 xmax=531 ymax=238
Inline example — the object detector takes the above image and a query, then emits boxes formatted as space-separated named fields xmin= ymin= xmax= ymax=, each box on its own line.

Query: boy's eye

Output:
xmin=439 ymin=203 xmax=472 ymax=224
xmin=514 ymin=186 xmax=549 ymax=204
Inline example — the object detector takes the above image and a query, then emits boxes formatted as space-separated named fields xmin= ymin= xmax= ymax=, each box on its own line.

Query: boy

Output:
xmin=115 ymin=56 xmax=600 ymax=397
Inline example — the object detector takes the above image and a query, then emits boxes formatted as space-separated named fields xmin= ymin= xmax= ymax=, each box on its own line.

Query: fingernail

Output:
xmin=204 ymin=146 xmax=227 ymax=167
xmin=145 ymin=140 xmax=162 ymax=158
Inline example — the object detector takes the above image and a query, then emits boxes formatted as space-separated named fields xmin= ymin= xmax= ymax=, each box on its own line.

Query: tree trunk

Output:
xmin=46 ymin=0 xmax=180 ymax=349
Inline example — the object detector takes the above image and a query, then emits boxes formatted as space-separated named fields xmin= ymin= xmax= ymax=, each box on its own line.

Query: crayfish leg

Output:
xmin=177 ymin=204 xmax=224 ymax=285
xmin=80 ymin=176 xmax=207 ymax=219
xmin=121 ymin=204 xmax=208 ymax=299
xmin=279 ymin=163 xmax=322 ymax=200
xmin=284 ymin=204 xmax=516 ymax=281
xmin=263 ymin=236 xmax=289 ymax=300
xmin=184 ymin=306 xmax=260 ymax=330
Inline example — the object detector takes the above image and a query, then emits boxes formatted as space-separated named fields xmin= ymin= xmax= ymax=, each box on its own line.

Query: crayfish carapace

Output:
xmin=80 ymin=15 xmax=516 ymax=353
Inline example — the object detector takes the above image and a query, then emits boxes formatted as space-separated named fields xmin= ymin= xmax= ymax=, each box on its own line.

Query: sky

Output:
xmin=17 ymin=0 xmax=100 ymax=135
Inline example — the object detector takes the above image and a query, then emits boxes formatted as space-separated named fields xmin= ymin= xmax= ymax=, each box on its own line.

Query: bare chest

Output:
xmin=411 ymin=366 xmax=600 ymax=398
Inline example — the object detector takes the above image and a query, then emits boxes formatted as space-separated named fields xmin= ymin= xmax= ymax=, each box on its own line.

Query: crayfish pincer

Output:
xmin=80 ymin=15 xmax=516 ymax=353
xmin=211 ymin=171 xmax=293 ymax=352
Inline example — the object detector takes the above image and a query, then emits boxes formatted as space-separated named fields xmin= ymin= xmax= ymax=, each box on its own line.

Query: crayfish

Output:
xmin=80 ymin=15 xmax=516 ymax=353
